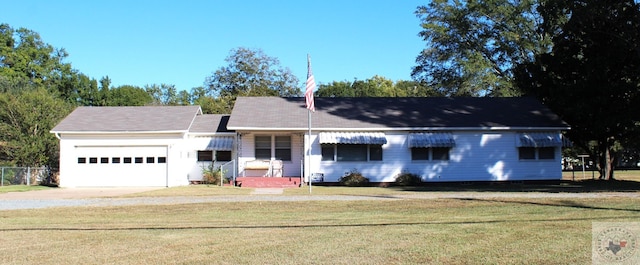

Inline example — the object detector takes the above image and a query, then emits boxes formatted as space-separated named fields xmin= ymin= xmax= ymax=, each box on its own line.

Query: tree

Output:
xmin=315 ymin=76 xmax=439 ymax=97
xmin=413 ymin=0 xmax=550 ymax=96
xmin=75 ymin=73 xmax=100 ymax=106
xmin=516 ymin=0 xmax=640 ymax=180
xmin=315 ymin=80 xmax=354 ymax=97
xmin=106 ymin=85 xmax=153 ymax=106
xmin=97 ymin=76 xmax=111 ymax=106
xmin=0 ymin=24 xmax=76 ymax=99
xmin=204 ymin=48 xmax=300 ymax=113
xmin=0 ymin=89 xmax=73 ymax=168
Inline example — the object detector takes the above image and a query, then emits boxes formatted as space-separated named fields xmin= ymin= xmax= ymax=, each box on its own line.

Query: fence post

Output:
xmin=1 ymin=167 xmax=3 ymax=186
xmin=27 ymin=167 xmax=31 ymax=186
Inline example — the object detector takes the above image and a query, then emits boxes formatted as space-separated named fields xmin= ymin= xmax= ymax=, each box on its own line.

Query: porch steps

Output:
xmin=235 ymin=177 xmax=301 ymax=188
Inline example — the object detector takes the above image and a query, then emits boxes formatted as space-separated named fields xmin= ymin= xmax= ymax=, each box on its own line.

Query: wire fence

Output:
xmin=1 ymin=167 xmax=49 ymax=186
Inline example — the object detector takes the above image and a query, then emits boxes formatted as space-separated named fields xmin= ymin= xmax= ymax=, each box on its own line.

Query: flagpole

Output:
xmin=304 ymin=54 xmax=316 ymax=194
xmin=308 ymin=107 xmax=312 ymax=194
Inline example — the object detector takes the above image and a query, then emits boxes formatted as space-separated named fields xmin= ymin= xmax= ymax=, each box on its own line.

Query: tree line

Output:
xmin=0 ymin=25 xmax=423 ymax=169
xmin=1 ymin=0 xmax=639 ymax=180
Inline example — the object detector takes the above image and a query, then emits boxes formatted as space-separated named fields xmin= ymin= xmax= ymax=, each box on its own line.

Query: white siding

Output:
xmin=309 ymin=131 xmax=562 ymax=182
xmin=58 ymin=133 xmax=188 ymax=187
xmin=183 ymin=136 xmax=236 ymax=182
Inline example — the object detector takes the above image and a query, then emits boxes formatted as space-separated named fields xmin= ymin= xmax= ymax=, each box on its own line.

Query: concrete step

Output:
xmin=236 ymin=177 xmax=301 ymax=188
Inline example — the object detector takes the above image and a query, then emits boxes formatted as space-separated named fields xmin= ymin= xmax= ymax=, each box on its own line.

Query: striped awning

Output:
xmin=206 ymin=136 xmax=234 ymax=151
xmin=516 ymin=132 xmax=563 ymax=147
xmin=408 ymin=132 xmax=455 ymax=148
xmin=318 ymin=132 xmax=387 ymax=145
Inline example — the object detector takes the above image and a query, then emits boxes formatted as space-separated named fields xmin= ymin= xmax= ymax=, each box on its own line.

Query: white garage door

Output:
xmin=74 ymin=146 xmax=168 ymax=187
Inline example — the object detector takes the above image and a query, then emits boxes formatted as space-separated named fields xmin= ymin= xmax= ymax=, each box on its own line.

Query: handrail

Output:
xmin=220 ymin=160 xmax=236 ymax=186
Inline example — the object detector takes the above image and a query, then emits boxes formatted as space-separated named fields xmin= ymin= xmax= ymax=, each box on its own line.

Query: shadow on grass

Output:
xmin=1 ymin=215 xmax=636 ymax=232
xmin=391 ymin=179 xmax=640 ymax=193
xmin=455 ymin=198 xmax=640 ymax=213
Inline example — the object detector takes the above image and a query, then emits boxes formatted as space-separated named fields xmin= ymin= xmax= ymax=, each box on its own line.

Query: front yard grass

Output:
xmin=1 ymin=197 xmax=639 ymax=264
xmin=0 ymin=185 xmax=51 ymax=194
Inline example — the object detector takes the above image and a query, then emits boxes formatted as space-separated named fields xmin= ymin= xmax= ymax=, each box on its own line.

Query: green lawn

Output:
xmin=0 ymin=185 xmax=51 ymax=194
xmin=1 ymin=171 xmax=639 ymax=263
xmin=1 ymin=197 xmax=639 ymax=264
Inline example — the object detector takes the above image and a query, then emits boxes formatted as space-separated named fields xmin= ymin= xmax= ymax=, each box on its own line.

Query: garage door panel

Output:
xmin=74 ymin=146 xmax=167 ymax=187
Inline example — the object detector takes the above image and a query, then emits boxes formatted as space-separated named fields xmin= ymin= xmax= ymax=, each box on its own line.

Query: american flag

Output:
xmin=305 ymin=54 xmax=316 ymax=112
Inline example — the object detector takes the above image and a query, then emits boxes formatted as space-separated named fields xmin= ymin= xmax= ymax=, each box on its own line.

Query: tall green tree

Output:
xmin=106 ymin=85 xmax=154 ymax=106
xmin=204 ymin=47 xmax=300 ymax=113
xmin=0 ymin=23 xmax=77 ymax=99
xmin=516 ymin=0 xmax=640 ymax=180
xmin=413 ymin=0 xmax=550 ymax=96
xmin=97 ymin=76 xmax=111 ymax=106
xmin=315 ymin=76 xmax=438 ymax=97
xmin=0 ymin=89 xmax=73 ymax=168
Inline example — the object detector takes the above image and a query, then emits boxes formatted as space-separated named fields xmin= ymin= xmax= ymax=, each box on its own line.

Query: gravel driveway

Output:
xmin=1 ymin=188 xmax=638 ymax=211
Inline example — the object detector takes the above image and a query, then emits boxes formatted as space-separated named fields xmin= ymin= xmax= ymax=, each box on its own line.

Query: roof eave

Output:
xmin=50 ymin=130 xmax=189 ymax=134
xmin=227 ymin=126 xmax=571 ymax=132
xmin=188 ymin=132 xmax=237 ymax=136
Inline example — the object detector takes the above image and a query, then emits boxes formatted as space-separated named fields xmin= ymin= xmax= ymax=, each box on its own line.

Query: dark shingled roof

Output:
xmin=189 ymin=114 xmax=233 ymax=133
xmin=51 ymin=106 xmax=202 ymax=132
xmin=227 ymin=97 xmax=570 ymax=131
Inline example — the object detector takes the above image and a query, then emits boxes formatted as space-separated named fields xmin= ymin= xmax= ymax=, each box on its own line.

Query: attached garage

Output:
xmin=51 ymin=106 xmax=206 ymax=188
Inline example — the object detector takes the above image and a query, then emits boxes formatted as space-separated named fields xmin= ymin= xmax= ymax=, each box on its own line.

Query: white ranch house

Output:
xmin=51 ymin=97 xmax=570 ymax=187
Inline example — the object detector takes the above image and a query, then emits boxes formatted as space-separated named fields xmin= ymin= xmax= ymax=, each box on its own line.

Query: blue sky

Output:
xmin=4 ymin=1 xmax=426 ymax=92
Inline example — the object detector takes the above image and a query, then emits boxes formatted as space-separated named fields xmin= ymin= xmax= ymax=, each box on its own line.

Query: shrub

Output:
xmin=338 ymin=169 xmax=370 ymax=187
xmin=202 ymin=165 xmax=229 ymax=185
xmin=394 ymin=172 xmax=422 ymax=186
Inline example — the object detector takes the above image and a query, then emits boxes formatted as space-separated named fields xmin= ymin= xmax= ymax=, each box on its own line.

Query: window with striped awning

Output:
xmin=205 ymin=136 xmax=234 ymax=151
xmin=516 ymin=132 xmax=563 ymax=148
xmin=318 ymin=132 xmax=387 ymax=145
xmin=408 ymin=132 xmax=455 ymax=148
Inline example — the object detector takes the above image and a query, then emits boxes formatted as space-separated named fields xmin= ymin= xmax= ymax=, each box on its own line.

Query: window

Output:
xmin=157 ymin=157 xmax=167 ymax=163
xmin=123 ymin=157 xmax=132 ymax=164
xmin=112 ymin=157 xmax=121 ymax=164
xmin=78 ymin=157 xmax=86 ymax=164
xmin=255 ymin=136 xmax=271 ymax=159
xmin=198 ymin=150 xmax=231 ymax=162
xmin=538 ymin=147 xmax=555 ymax=160
xmin=432 ymin=148 xmax=450 ymax=161
xmin=254 ymin=135 xmax=291 ymax=161
xmin=146 ymin=157 xmax=155 ymax=163
xmin=369 ymin=145 xmax=383 ymax=161
xmin=100 ymin=157 xmax=109 ymax=164
xmin=411 ymin=148 xmax=429 ymax=160
xmin=197 ymin=151 xmax=213 ymax=162
xmin=337 ymin=145 xmax=367 ymax=161
xmin=323 ymin=144 xmax=383 ymax=161
xmin=135 ymin=157 xmax=143 ymax=164
xmin=89 ymin=157 xmax=98 ymax=164
xmin=519 ymin=147 xmax=536 ymax=160
xmin=274 ymin=136 xmax=291 ymax=161
xmin=321 ymin=145 xmax=334 ymax=161
xmin=216 ymin=151 xmax=232 ymax=162
xmin=519 ymin=147 xmax=555 ymax=160
xmin=411 ymin=148 xmax=450 ymax=161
